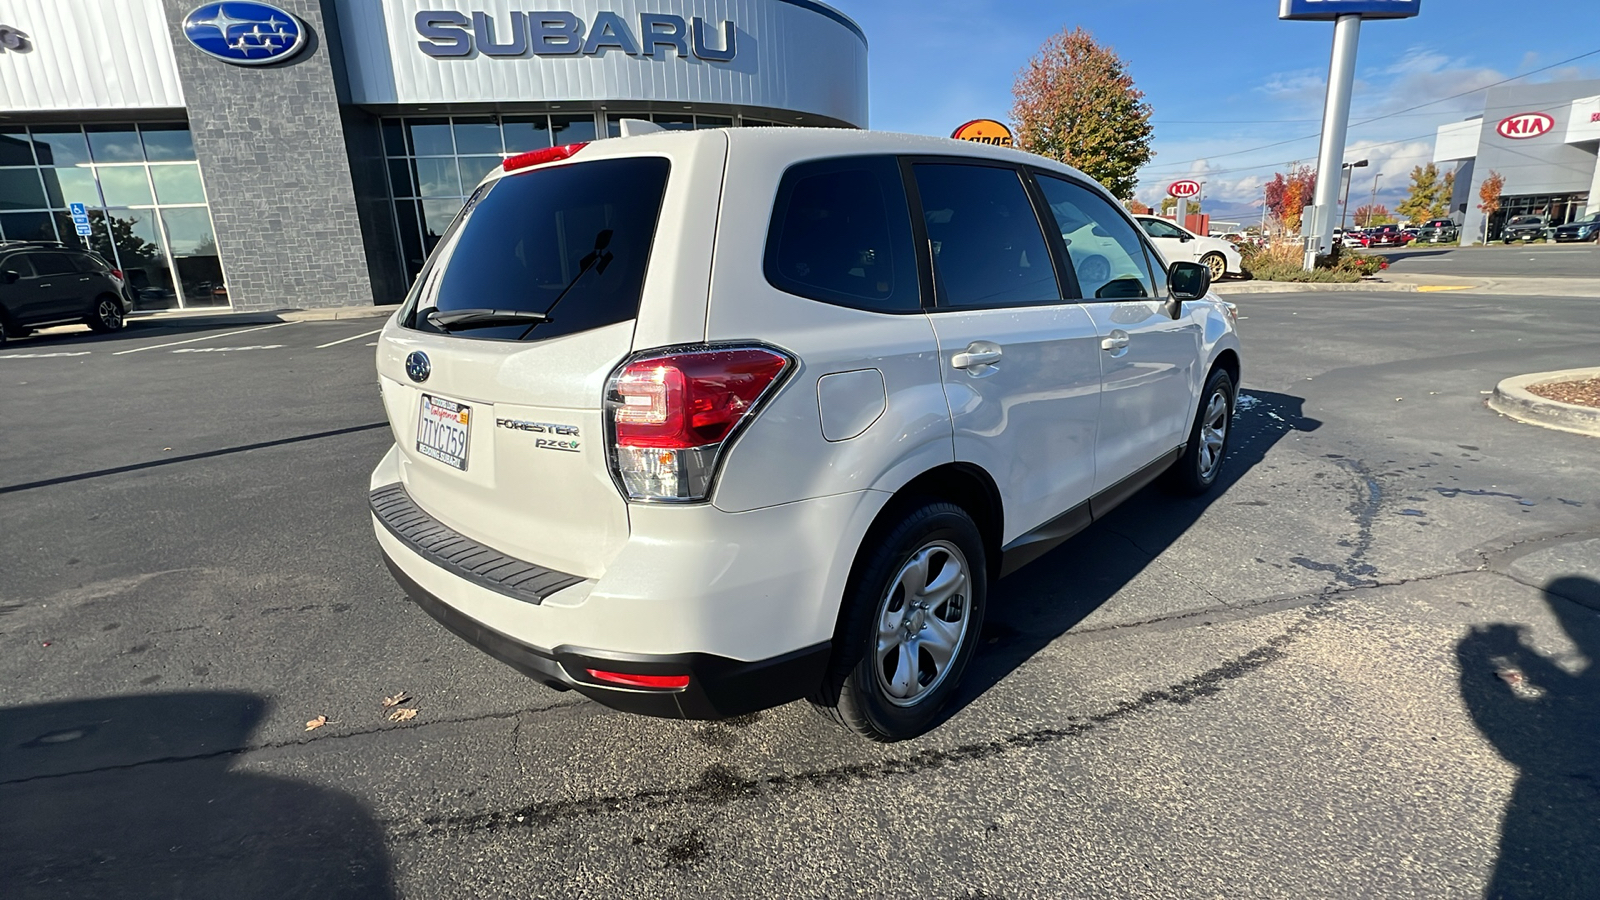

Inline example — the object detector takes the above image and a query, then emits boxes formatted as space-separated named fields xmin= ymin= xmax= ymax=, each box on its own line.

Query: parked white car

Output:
xmin=371 ymin=128 xmax=1243 ymax=742
xmin=1135 ymin=215 xmax=1244 ymax=281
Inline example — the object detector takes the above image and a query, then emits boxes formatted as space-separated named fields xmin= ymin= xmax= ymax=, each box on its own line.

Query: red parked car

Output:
xmin=1362 ymin=224 xmax=1413 ymax=248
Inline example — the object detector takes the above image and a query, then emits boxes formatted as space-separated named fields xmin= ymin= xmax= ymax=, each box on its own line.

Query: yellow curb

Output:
xmin=1416 ymin=285 xmax=1473 ymax=292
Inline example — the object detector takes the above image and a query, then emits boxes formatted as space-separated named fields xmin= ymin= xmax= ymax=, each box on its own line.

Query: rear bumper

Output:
xmin=382 ymin=549 xmax=829 ymax=719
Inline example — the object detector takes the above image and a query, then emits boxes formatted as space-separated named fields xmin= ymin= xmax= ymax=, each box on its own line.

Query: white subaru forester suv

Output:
xmin=371 ymin=127 xmax=1241 ymax=742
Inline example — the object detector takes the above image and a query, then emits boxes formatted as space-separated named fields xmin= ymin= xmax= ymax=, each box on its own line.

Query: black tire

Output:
xmin=1165 ymin=368 xmax=1235 ymax=495
xmin=1201 ymin=252 xmax=1227 ymax=282
xmin=86 ymin=294 xmax=125 ymax=333
xmin=810 ymin=501 xmax=987 ymax=742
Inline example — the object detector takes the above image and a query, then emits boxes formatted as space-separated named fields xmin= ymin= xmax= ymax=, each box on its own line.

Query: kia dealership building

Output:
xmin=1432 ymin=79 xmax=1600 ymax=243
xmin=0 ymin=0 xmax=867 ymax=310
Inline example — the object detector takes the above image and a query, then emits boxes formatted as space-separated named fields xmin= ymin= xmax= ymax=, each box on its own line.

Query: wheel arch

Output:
xmin=1211 ymin=347 xmax=1240 ymax=389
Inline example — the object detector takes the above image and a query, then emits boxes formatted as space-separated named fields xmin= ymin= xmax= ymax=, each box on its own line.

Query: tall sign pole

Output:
xmin=1304 ymin=15 xmax=1360 ymax=269
xmin=1280 ymin=0 xmax=1422 ymax=271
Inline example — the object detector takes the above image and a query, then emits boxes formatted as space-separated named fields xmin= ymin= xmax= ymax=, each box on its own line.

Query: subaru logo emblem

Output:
xmin=182 ymin=2 xmax=307 ymax=66
xmin=405 ymin=351 xmax=431 ymax=384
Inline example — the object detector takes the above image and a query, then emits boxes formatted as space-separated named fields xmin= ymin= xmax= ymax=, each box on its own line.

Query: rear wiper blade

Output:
xmin=426 ymin=308 xmax=549 ymax=331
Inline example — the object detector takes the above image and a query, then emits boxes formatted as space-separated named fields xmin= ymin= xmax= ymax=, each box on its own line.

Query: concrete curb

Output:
xmin=1488 ymin=367 xmax=1600 ymax=438
xmin=1215 ymin=280 xmax=1417 ymax=295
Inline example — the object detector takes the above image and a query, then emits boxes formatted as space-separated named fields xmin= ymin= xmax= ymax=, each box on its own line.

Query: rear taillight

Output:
xmin=585 ymin=669 xmax=690 ymax=690
xmin=502 ymin=142 xmax=589 ymax=171
xmin=605 ymin=345 xmax=792 ymax=502
xmin=110 ymin=269 xmax=124 ymax=280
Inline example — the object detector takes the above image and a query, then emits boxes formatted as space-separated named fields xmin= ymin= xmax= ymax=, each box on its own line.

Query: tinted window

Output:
xmin=2 ymin=254 xmax=36 ymax=278
xmin=764 ymin=155 xmax=919 ymax=313
xmin=72 ymin=252 xmax=110 ymax=274
xmin=913 ymin=163 xmax=1058 ymax=308
xmin=1035 ymin=175 xmax=1156 ymax=300
xmin=31 ymin=253 xmax=78 ymax=276
xmin=412 ymin=156 xmax=671 ymax=342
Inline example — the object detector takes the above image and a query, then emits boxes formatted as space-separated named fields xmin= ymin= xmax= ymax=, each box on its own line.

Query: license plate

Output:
xmin=416 ymin=394 xmax=472 ymax=470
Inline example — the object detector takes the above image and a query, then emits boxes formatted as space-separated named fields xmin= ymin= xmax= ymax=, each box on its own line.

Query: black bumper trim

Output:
xmin=370 ymin=483 xmax=582 ymax=606
xmin=381 ymin=550 xmax=832 ymax=720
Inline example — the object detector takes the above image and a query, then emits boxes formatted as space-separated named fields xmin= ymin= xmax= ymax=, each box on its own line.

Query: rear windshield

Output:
xmin=1509 ymin=216 xmax=1541 ymax=225
xmin=406 ymin=156 xmax=671 ymax=341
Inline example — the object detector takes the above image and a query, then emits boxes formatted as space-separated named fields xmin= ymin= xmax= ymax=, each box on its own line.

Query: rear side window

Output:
xmin=31 ymin=253 xmax=78 ymax=276
xmin=2 ymin=255 xmax=36 ymax=278
xmin=764 ymin=155 xmax=919 ymax=313
xmin=72 ymin=253 xmax=110 ymax=274
xmin=912 ymin=163 xmax=1059 ymax=308
xmin=412 ymin=156 xmax=671 ymax=342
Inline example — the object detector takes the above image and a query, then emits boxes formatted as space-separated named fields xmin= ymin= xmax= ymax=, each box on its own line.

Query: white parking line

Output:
xmin=171 ymin=344 xmax=285 ymax=353
xmin=316 ymin=328 xmax=382 ymax=349
xmin=0 ymin=351 xmax=93 ymax=359
xmin=112 ymin=321 xmax=295 ymax=355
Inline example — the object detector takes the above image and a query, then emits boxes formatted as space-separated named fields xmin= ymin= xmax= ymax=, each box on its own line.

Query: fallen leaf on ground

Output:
xmin=305 ymin=715 xmax=330 ymax=731
xmin=388 ymin=707 xmax=418 ymax=722
xmin=381 ymin=693 xmax=411 ymax=708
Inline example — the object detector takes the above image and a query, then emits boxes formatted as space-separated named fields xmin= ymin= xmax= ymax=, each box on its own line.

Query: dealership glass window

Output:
xmin=0 ymin=128 xmax=37 ymax=165
xmin=503 ymin=116 xmax=552 ymax=152
xmin=0 ymin=124 xmax=224 ymax=309
xmin=407 ymin=119 xmax=455 ymax=156
xmin=452 ymin=117 xmax=502 ymax=155
xmin=87 ymin=126 xmax=144 ymax=163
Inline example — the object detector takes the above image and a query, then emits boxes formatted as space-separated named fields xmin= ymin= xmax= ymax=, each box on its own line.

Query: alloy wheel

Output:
xmin=1198 ymin=388 xmax=1230 ymax=481
xmin=1204 ymin=253 xmax=1226 ymax=282
xmin=874 ymin=540 xmax=972 ymax=707
xmin=98 ymin=299 xmax=122 ymax=330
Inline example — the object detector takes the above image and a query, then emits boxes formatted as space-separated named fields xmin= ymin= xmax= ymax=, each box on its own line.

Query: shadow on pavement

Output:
xmin=0 ymin=692 xmax=394 ymax=899
xmin=950 ymin=390 xmax=1323 ymax=714
xmin=1457 ymin=576 xmax=1600 ymax=900
xmin=7 ymin=313 xmax=288 ymax=350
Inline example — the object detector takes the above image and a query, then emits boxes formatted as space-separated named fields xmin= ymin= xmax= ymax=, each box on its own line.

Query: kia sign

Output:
xmin=1168 ymin=180 xmax=1201 ymax=199
xmin=1279 ymin=0 xmax=1420 ymax=20
xmin=1496 ymin=111 xmax=1555 ymax=140
xmin=951 ymin=119 xmax=1013 ymax=147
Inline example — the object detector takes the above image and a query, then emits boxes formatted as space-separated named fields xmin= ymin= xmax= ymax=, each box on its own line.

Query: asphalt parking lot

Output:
xmin=2 ymin=294 xmax=1598 ymax=899
xmin=1382 ymin=241 xmax=1599 ymax=278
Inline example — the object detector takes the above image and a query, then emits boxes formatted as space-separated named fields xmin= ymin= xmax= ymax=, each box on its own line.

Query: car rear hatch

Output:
xmin=376 ymin=133 xmax=726 ymax=581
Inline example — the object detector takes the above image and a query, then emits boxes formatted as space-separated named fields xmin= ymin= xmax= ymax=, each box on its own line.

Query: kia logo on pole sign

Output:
xmin=1168 ymin=180 xmax=1201 ymax=199
xmin=1496 ymin=112 xmax=1555 ymax=140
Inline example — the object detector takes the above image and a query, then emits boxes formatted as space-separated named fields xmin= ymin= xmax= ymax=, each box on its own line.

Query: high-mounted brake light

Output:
xmin=502 ymin=142 xmax=589 ymax=171
xmin=606 ymin=346 xmax=792 ymax=502
xmin=585 ymin=669 xmax=690 ymax=690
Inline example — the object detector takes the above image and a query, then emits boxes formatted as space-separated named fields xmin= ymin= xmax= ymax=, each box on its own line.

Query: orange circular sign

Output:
xmin=951 ymin=119 xmax=1014 ymax=147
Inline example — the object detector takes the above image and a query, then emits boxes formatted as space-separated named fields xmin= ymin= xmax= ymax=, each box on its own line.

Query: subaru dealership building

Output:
xmin=1432 ymin=78 xmax=1600 ymax=243
xmin=0 ymin=0 xmax=867 ymax=310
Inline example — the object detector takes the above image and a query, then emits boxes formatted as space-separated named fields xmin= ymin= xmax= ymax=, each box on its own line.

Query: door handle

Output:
xmin=37 ymin=282 xmax=52 ymax=288
xmin=1100 ymin=331 xmax=1131 ymax=352
xmin=951 ymin=343 xmax=1002 ymax=369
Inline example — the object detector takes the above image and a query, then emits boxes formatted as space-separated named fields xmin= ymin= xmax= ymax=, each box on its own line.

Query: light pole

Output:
xmin=1340 ymin=159 xmax=1369 ymax=233
xmin=1368 ymin=171 xmax=1383 ymax=227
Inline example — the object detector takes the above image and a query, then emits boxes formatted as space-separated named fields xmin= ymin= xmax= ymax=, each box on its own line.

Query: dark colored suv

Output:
xmin=1501 ymin=215 xmax=1549 ymax=243
xmin=0 ymin=242 xmax=130 ymax=344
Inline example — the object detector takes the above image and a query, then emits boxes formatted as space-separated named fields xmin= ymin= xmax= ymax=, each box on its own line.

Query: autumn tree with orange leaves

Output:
xmin=1011 ymin=27 xmax=1153 ymax=199
xmin=1265 ymin=164 xmax=1317 ymax=233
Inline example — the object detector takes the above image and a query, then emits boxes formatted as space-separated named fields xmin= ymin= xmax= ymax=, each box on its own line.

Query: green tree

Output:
xmin=1158 ymin=198 xmax=1201 ymax=217
xmin=1011 ymin=27 xmax=1154 ymax=199
xmin=1398 ymin=163 xmax=1439 ymax=225
xmin=1431 ymin=169 xmax=1456 ymax=220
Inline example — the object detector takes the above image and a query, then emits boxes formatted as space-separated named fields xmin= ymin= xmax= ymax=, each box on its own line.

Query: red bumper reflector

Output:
xmin=503 ymin=142 xmax=589 ymax=171
xmin=585 ymin=669 xmax=690 ymax=690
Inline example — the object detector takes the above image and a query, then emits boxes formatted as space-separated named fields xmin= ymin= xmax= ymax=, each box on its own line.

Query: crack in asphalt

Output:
xmin=386 ymin=601 xmax=1345 ymax=842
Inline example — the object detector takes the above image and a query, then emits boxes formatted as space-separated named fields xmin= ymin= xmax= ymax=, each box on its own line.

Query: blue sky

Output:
xmin=838 ymin=0 xmax=1599 ymax=220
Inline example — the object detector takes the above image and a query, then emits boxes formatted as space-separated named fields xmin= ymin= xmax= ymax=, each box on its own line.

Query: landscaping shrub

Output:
xmin=1239 ymin=240 xmax=1387 ymax=283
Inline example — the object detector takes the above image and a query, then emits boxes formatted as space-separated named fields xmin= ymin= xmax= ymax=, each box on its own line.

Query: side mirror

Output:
xmin=1 ymin=270 xmax=19 ymax=285
xmin=1177 ymin=233 xmax=1193 ymax=242
xmin=1167 ymin=261 xmax=1210 ymax=317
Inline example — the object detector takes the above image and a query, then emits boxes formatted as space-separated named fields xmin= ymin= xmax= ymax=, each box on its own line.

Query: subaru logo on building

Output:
xmin=182 ymin=2 xmax=307 ymax=66
xmin=405 ymin=351 xmax=431 ymax=383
